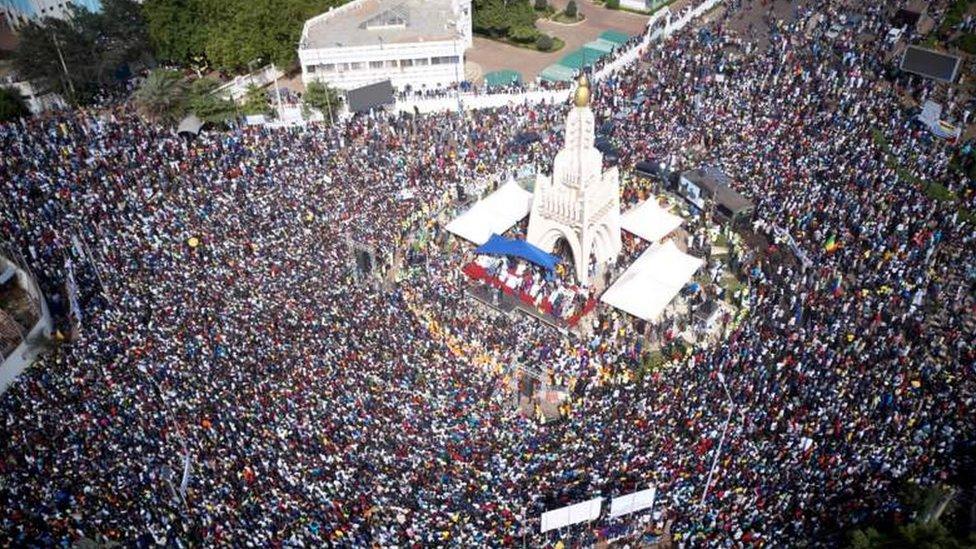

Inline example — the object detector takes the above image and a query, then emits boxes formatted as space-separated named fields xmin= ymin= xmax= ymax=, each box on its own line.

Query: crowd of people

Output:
xmin=1 ymin=0 xmax=974 ymax=546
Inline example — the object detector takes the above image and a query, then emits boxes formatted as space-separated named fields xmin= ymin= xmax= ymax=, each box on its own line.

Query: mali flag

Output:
xmin=824 ymin=235 xmax=840 ymax=253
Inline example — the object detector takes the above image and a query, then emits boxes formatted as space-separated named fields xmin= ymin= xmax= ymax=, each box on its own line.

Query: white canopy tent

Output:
xmin=609 ymin=486 xmax=657 ymax=518
xmin=445 ymin=181 xmax=533 ymax=245
xmin=540 ymin=497 xmax=603 ymax=533
xmin=601 ymin=241 xmax=703 ymax=321
xmin=621 ymin=198 xmax=683 ymax=243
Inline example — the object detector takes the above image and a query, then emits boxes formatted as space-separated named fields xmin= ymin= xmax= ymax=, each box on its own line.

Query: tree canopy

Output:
xmin=303 ymin=81 xmax=341 ymax=123
xmin=143 ymin=0 xmax=347 ymax=72
xmin=472 ymin=0 xmax=540 ymax=40
xmin=187 ymin=77 xmax=237 ymax=124
xmin=133 ymin=68 xmax=188 ymax=124
xmin=13 ymin=0 xmax=149 ymax=105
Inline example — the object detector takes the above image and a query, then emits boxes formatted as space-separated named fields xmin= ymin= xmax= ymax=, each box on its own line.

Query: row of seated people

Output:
xmin=463 ymin=254 xmax=598 ymax=326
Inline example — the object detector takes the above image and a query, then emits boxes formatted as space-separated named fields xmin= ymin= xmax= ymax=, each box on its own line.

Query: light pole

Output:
xmin=700 ymin=371 xmax=733 ymax=505
xmin=452 ymin=38 xmax=463 ymax=112
xmin=271 ymin=64 xmax=284 ymax=120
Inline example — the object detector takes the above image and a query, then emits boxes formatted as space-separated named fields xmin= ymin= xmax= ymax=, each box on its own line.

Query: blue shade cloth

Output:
xmin=475 ymin=234 xmax=559 ymax=273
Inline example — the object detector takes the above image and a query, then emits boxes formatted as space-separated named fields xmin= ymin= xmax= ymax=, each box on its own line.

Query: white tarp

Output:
xmin=621 ymin=198 xmax=684 ymax=243
xmin=445 ymin=181 xmax=533 ymax=245
xmin=601 ymin=240 xmax=703 ymax=321
xmin=541 ymin=497 xmax=603 ymax=533
xmin=609 ymin=486 xmax=657 ymax=518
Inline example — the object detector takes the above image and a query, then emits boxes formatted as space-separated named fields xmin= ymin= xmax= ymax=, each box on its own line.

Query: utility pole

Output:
xmin=700 ymin=372 xmax=733 ymax=505
xmin=453 ymin=38 xmax=463 ymax=112
xmin=272 ymin=64 xmax=284 ymax=120
xmin=29 ymin=0 xmax=76 ymax=99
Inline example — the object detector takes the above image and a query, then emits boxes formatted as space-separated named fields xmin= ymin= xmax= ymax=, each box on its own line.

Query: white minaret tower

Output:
xmin=526 ymin=74 xmax=622 ymax=286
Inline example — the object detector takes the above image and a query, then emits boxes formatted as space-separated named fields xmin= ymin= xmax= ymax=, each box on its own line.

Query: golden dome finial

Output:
xmin=573 ymin=73 xmax=590 ymax=107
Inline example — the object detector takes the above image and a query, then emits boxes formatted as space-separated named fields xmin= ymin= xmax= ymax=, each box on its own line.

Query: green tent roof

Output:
xmin=585 ymin=38 xmax=618 ymax=54
xmin=484 ymin=69 xmax=522 ymax=87
xmin=557 ymin=48 xmax=601 ymax=70
xmin=539 ymin=64 xmax=577 ymax=82
xmin=600 ymin=29 xmax=631 ymax=45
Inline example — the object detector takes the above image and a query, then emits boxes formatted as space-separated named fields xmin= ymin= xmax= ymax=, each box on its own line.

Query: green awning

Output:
xmin=585 ymin=38 xmax=618 ymax=54
xmin=484 ymin=69 xmax=522 ymax=87
xmin=600 ymin=30 xmax=631 ymax=45
xmin=557 ymin=49 xmax=601 ymax=70
xmin=582 ymin=45 xmax=613 ymax=62
xmin=539 ymin=64 xmax=577 ymax=82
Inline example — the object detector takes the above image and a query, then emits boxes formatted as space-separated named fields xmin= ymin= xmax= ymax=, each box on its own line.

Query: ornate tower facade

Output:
xmin=526 ymin=75 xmax=622 ymax=286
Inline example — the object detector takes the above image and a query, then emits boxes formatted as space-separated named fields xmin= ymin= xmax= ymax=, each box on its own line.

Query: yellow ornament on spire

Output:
xmin=574 ymin=73 xmax=590 ymax=107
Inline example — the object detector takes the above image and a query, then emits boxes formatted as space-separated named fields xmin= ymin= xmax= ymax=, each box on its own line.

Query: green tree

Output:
xmin=187 ymin=77 xmax=237 ymax=124
xmin=565 ymin=0 xmax=578 ymax=18
xmin=606 ymin=0 xmax=620 ymax=9
xmin=303 ymin=81 xmax=341 ymax=122
xmin=534 ymin=0 xmax=548 ymax=10
xmin=0 ymin=87 xmax=30 ymax=122
xmin=535 ymin=34 xmax=554 ymax=51
xmin=143 ymin=0 xmax=208 ymax=66
xmin=508 ymin=25 xmax=539 ymax=44
xmin=13 ymin=0 xmax=149 ymax=105
xmin=143 ymin=0 xmax=348 ymax=71
xmin=133 ymin=69 xmax=188 ymax=123
xmin=241 ymin=84 xmax=272 ymax=117
xmin=472 ymin=0 xmax=538 ymax=39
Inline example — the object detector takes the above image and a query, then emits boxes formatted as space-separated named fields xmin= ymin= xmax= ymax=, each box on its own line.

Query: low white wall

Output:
xmin=392 ymin=0 xmax=722 ymax=115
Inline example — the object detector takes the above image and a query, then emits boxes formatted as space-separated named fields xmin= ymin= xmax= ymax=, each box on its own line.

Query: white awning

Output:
xmin=445 ymin=181 xmax=532 ymax=245
xmin=621 ymin=198 xmax=683 ymax=242
xmin=540 ymin=497 xmax=603 ymax=533
xmin=601 ymin=240 xmax=703 ymax=321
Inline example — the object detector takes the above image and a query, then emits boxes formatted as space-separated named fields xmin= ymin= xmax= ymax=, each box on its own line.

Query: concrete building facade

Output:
xmin=1 ymin=0 xmax=102 ymax=29
xmin=298 ymin=0 xmax=472 ymax=91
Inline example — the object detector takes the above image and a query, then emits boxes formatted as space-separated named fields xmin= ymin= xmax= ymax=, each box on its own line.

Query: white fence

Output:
xmin=391 ymin=0 xmax=723 ymax=115
xmin=213 ymin=64 xmax=285 ymax=101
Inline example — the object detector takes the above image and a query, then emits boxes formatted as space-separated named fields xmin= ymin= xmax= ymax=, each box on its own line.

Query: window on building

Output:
xmin=431 ymin=56 xmax=457 ymax=65
xmin=414 ymin=58 xmax=429 ymax=66
xmin=385 ymin=60 xmax=398 ymax=68
xmin=369 ymin=61 xmax=383 ymax=69
xmin=349 ymin=62 xmax=364 ymax=70
xmin=400 ymin=59 xmax=413 ymax=68
xmin=321 ymin=64 xmax=335 ymax=72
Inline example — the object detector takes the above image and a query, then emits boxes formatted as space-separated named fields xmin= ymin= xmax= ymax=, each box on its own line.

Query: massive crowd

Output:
xmin=1 ymin=0 xmax=975 ymax=546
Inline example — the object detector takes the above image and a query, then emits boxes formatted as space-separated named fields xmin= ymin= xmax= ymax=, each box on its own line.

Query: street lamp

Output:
xmin=700 ymin=370 xmax=734 ymax=505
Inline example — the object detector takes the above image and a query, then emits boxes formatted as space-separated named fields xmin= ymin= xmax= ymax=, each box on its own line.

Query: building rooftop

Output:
xmin=303 ymin=0 xmax=461 ymax=50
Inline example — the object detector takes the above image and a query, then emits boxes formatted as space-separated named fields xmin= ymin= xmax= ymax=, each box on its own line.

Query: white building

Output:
xmin=1 ymin=0 xmax=103 ymax=29
xmin=526 ymin=75 xmax=622 ymax=286
xmin=298 ymin=0 xmax=472 ymax=91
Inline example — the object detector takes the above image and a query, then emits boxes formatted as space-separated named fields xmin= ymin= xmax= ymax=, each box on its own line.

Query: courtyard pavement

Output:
xmin=466 ymin=0 xmax=650 ymax=83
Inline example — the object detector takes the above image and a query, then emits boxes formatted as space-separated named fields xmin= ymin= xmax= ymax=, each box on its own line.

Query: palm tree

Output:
xmin=133 ymin=69 xmax=188 ymax=124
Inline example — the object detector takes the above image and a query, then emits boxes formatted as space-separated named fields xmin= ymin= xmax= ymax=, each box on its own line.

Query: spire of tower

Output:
xmin=573 ymin=73 xmax=590 ymax=107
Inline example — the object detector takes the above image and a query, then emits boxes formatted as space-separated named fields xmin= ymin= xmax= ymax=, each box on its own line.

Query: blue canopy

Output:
xmin=475 ymin=234 xmax=559 ymax=273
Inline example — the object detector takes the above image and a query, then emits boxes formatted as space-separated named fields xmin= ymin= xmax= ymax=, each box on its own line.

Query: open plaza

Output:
xmin=1 ymin=0 xmax=975 ymax=546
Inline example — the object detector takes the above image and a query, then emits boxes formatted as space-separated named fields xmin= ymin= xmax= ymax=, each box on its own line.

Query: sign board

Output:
xmin=540 ymin=497 xmax=603 ymax=533
xmin=609 ymin=487 xmax=657 ymax=518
